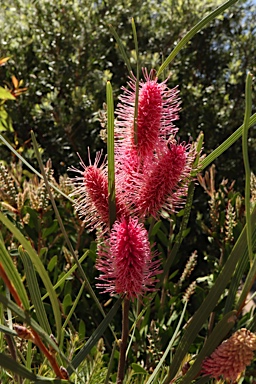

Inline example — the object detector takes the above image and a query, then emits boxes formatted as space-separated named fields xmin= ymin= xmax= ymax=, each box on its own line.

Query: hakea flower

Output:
xmin=201 ymin=328 xmax=256 ymax=381
xmin=135 ymin=141 xmax=193 ymax=218
xmin=96 ymin=216 xmax=160 ymax=299
xmin=69 ymin=152 xmax=127 ymax=232
xmin=115 ymin=69 xmax=180 ymax=162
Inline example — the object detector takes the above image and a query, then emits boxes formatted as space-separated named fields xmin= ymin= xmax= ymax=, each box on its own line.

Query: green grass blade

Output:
xmin=68 ymin=296 xmax=123 ymax=373
xmin=106 ymin=81 xmax=116 ymax=228
xmin=0 ymin=211 xmax=62 ymax=341
xmin=0 ymin=294 xmax=71 ymax=368
xmin=62 ymin=281 xmax=86 ymax=329
xmin=164 ymin=204 xmax=256 ymax=382
xmin=180 ymin=310 xmax=237 ymax=383
xmin=39 ymin=251 xmax=88 ymax=304
xmin=109 ymin=25 xmax=132 ymax=74
xmin=200 ymin=113 xmax=256 ymax=171
xmin=0 ymin=133 xmax=72 ymax=202
xmin=242 ymin=73 xmax=253 ymax=265
xmin=0 ymin=352 xmax=68 ymax=383
xmin=0 ymin=352 xmax=37 ymax=381
xmin=157 ymin=0 xmax=239 ymax=77
xmin=0 ymin=324 xmax=17 ymax=336
xmin=131 ymin=17 xmax=139 ymax=146
xmin=146 ymin=302 xmax=188 ymax=384
xmin=18 ymin=246 xmax=52 ymax=335
xmin=224 ymin=249 xmax=248 ymax=314
xmin=0 ymin=237 xmax=30 ymax=310
xmin=158 ymin=182 xmax=195 ymax=287
xmin=236 ymin=245 xmax=256 ymax=312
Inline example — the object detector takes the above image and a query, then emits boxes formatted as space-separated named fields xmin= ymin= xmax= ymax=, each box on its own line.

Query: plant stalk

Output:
xmin=117 ymin=297 xmax=130 ymax=383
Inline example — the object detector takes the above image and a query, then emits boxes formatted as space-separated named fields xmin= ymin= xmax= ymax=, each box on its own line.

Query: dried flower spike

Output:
xmin=96 ymin=216 xmax=160 ymax=299
xmin=201 ymin=328 xmax=256 ymax=381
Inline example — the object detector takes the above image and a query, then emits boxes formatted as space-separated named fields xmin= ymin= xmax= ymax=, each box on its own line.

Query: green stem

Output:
xmin=242 ymin=73 xmax=253 ymax=265
xmin=117 ymin=297 xmax=130 ymax=384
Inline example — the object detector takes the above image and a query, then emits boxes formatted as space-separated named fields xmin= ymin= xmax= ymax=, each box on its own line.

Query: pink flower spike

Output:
xmin=96 ymin=216 xmax=160 ymax=299
xmin=115 ymin=69 xmax=180 ymax=160
xmin=69 ymin=152 xmax=126 ymax=232
xmin=136 ymin=142 xmax=193 ymax=218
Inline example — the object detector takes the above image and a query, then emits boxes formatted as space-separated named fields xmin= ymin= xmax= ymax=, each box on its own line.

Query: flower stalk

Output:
xmin=117 ymin=297 xmax=130 ymax=384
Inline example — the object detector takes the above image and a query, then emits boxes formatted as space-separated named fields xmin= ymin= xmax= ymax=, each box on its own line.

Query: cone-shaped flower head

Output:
xmin=96 ymin=216 xmax=160 ymax=299
xmin=115 ymin=69 xmax=180 ymax=162
xmin=201 ymin=328 xmax=256 ymax=381
xmin=135 ymin=141 xmax=193 ymax=218
xmin=69 ymin=153 xmax=126 ymax=232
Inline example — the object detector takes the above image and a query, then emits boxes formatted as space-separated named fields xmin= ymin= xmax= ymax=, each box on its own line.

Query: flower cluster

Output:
xmin=69 ymin=69 xmax=194 ymax=298
xmin=201 ymin=328 xmax=256 ymax=381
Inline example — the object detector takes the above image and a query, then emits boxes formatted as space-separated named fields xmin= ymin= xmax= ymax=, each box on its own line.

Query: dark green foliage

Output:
xmin=1 ymin=0 xmax=255 ymax=185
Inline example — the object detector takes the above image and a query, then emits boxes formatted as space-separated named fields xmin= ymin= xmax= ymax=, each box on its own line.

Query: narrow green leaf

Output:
xmin=109 ymin=25 xmax=132 ymax=74
xmin=0 ymin=238 xmax=30 ymax=310
xmin=180 ymin=310 xmax=237 ymax=384
xmin=39 ymin=251 xmax=88 ymax=303
xmin=236 ymin=247 xmax=256 ymax=312
xmin=18 ymin=246 xmax=52 ymax=335
xmin=106 ymin=81 xmax=116 ymax=228
xmin=131 ymin=18 xmax=139 ymax=146
xmin=0 ymin=211 xmax=62 ymax=341
xmin=158 ymin=182 xmax=195 ymax=287
xmin=200 ymin=113 xmax=256 ymax=171
xmin=157 ymin=0 xmax=239 ymax=76
xmin=164 ymin=204 xmax=256 ymax=382
xmin=0 ymin=324 xmax=17 ymax=336
xmin=0 ymin=352 xmax=36 ymax=380
xmin=68 ymin=296 xmax=123 ymax=373
xmin=62 ymin=282 xmax=85 ymax=329
xmin=0 ymin=294 xmax=71 ymax=368
xmin=104 ymin=340 xmax=117 ymax=384
xmin=224 ymin=250 xmax=248 ymax=314
xmin=146 ymin=302 xmax=188 ymax=384
xmin=242 ymin=73 xmax=253 ymax=265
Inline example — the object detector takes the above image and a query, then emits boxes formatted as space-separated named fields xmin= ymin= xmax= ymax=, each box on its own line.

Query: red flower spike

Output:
xmin=115 ymin=69 xmax=180 ymax=163
xmin=136 ymin=142 xmax=191 ymax=218
xmin=69 ymin=152 xmax=126 ymax=232
xmin=96 ymin=216 xmax=160 ymax=299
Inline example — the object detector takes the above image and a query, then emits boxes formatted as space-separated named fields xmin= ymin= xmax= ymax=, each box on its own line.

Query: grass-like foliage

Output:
xmin=0 ymin=1 xmax=256 ymax=383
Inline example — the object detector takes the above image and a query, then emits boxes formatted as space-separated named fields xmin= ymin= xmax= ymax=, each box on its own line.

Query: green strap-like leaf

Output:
xmin=131 ymin=18 xmax=139 ymax=146
xmin=0 ymin=294 xmax=71 ymax=369
xmin=180 ymin=310 xmax=237 ymax=383
xmin=0 ymin=352 xmax=37 ymax=380
xmin=0 ymin=237 xmax=30 ymax=310
xmin=200 ymin=113 xmax=256 ymax=171
xmin=68 ymin=296 xmax=122 ymax=374
xmin=164 ymin=204 xmax=256 ymax=383
xmin=242 ymin=73 xmax=253 ymax=265
xmin=0 ymin=212 xmax=62 ymax=342
xmin=146 ymin=302 xmax=188 ymax=384
xmin=106 ymin=81 xmax=116 ymax=228
xmin=109 ymin=25 xmax=132 ymax=74
xmin=18 ymin=246 xmax=52 ymax=335
xmin=157 ymin=0 xmax=239 ymax=77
